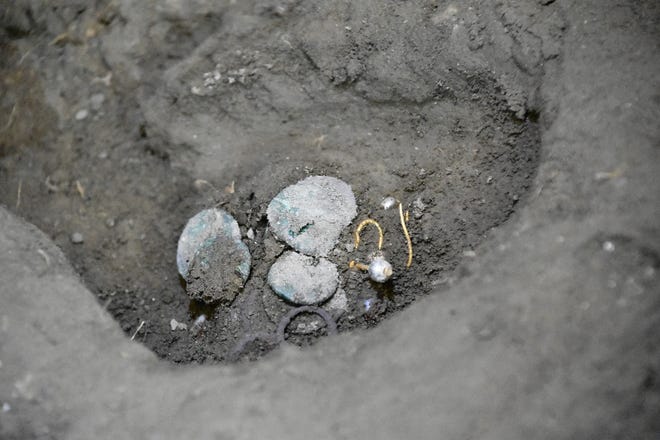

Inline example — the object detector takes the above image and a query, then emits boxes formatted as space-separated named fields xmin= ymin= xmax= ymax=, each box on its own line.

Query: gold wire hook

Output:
xmin=349 ymin=199 xmax=413 ymax=272
xmin=349 ymin=218 xmax=384 ymax=272
xmin=354 ymin=218 xmax=384 ymax=251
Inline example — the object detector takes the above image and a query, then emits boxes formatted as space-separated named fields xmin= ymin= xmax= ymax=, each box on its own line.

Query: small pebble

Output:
xmin=603 ymin=241 xmax=615 ymax=252
xmin=294 ymin=319 xmax=322 ymax=334
xmin=246 ymin=228 xmax=255 ymax=240
xmin=381 ymin=196 xmax=397 ymax=210
xmin=190 ymin=315 xmax=206 ymax=336
xmin=75 ymin=109 xmax=89 ymax=120
xmin=105 ymin=218 xmax=115 ymax=228
xmin=412 ymin=197 xmax=427 ymax=219
xmin=326 ymin=288 xmax=348 ymax=316
xmin=169 ymin=318 xmax=188 ymax=331
xmin=90 ymin=93 xmax=105 ymax=110
xmin=71 ymin=232 xmax=84 ymax=244
xmin=2 ymin=402 xmax=10 ymax=413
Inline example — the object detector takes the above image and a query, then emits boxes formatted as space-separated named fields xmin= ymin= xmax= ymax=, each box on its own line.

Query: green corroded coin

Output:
xmin=267 ymin=251 xmax=338 ymax=305
xmin=267 ymin=176 xmax=357 ymax=257
xmin=177 ymin=208 xmax=244 ymax=278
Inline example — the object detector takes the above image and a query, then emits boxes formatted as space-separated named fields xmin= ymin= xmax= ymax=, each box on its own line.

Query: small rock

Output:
xmin=603 ymin=241 xmax=615 ymax=252
xmin=246 ymin=228 xmax=255 ymax=240
xmin=412 ymin=197 xmax=427 ymax=219
xmin=75 ymin=109 xmax=89 ymax=120
xmin=169 ymin=318 xmax=188 ymax=331
xmin=2 ymin=402 xmax=10 ymax=413
xmin=70 ymin=232 xmax=84 ymax=244
xmin=293 ymin=318 xmax=323 ymax=334
xmin=190 ymin=314 xmax=206 ymax=336
xmin=267 ymin=176 xmax=357 ymax=256
xmin=268 ymin=251 xmax=338 ymax=305
xmin=90 ymin=93 xmax=105 ymax=111
xmin=381 ymin=196 xmax=397 ymax=210
xmin=105 ymin=218 xmax=115 ymax=228
xmin=325 ymin=288 xmax=348 ymax=317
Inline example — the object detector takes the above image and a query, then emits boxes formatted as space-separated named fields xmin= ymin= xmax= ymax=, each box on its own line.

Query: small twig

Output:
xmin=18 ymin=47 xmax=34 ymax=66
xmin=49 ymin=32 xmax=71 ymax=46
xmin=91 ymin=72 xmax=112 ymax=87
xmin=36 ymin=249 xmax=50 ymax=267
xmin=534 ymin=183 xmax=544 ymax=200
xmin=75 ymin=180 xmax=85 ymax=199
xmin=312 ymin=134 xmax=326 ymax=148
xmin=1 ymin=104 xmax=17 ymax=133
xmin=44 ymin=176 xmax=59 ymax=192
xmin=103 ymin=297 xmax=113 ymax=310
xmin=131 ymin=320 xmax=145 ymax=340
xmin=193 ymin=179 xmax=219 ymax=192
xmin=15 ymin=179 xmax=22 ymax=210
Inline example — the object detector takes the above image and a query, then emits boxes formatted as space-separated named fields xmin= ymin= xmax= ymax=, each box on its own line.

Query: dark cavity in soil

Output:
xmin=0 ymin=2 xmax=541 ymax=364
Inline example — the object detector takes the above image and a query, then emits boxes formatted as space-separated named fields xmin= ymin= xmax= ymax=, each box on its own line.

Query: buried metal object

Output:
xmin=177 ymin=208 xmax=251 ymax=303
xmin=267 ymin=251 xmax=339 ymax=305
xmin=228 ymin=306 xmax=338 ymax=361
xmin=277 ymin=306 xmax=338 ymax=341
xmin=267 ymin=175 xmax=357 ymax=257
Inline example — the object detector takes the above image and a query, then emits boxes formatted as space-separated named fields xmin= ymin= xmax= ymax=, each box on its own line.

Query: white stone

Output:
xmin=75 ymin=109 xmax=89 ymax=120
xmin=170 ymin=319 xmax=187 ymax=331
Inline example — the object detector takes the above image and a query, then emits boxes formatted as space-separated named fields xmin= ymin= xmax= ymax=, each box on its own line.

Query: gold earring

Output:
xmin=349 ymin=219 xmax=393 ymax=283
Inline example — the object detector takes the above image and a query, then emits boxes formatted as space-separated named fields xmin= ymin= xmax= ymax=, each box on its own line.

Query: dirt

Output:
xmin=0 ymin=0 xmax=544 ymax=364
xmin=1 ymin=0 xmax=659 ymax=438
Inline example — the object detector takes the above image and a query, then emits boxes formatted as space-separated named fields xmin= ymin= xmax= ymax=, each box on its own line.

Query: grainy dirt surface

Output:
xmin=0 ymin=0 xmax=542 ymax=363
xmin=0 ymin=0 xmax=659 ymax=439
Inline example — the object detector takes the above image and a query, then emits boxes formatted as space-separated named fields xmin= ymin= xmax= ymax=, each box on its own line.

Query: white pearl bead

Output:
xmin=368 ymin=256 xmax=393 ymax=283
